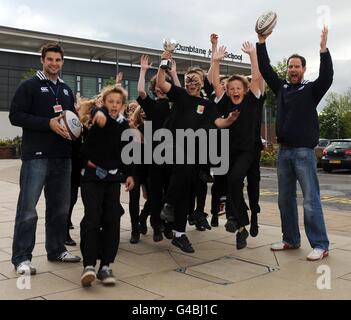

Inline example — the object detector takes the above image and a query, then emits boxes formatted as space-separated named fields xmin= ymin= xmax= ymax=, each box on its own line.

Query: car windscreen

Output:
xmin=329 ymin=141 xmax=351 ymax=148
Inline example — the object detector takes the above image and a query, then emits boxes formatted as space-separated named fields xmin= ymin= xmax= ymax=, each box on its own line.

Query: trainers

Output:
xmin=270 ymin=241 xmax=301 ymax=251
xmin=211 ymin=214 xmax=219 ymax=227
xmin=139 ymin=214 xmax=148 ymax=235
xmin=249 ymin=223 xmax=259 ymax=237
xmin=97 ymin=267 xmax=116 ymax=285
xmin=130 ymin=230 xmax=140 ymax=244
xmin=307 ymin=248 xmax=329 ymax=261
xmin=160 ymin=203 xmax=175 ymax=223
xmin=153 ymin=228 xmax=164 ymax=242
xmin=16 ymin=260 xmax=36 ymax=275
xmin=49 ymin=251 xmax=81 ymax=262
xmin=171 ymin=235 xmax=195 ymax=253
xmin=81 ymin=266 xmax=96 ymax=287
xmin=225 ymin=218 xmax=238 ymax=233
xmin=65 ymin=234 xmax=77 ymax=246
xmin=236 ymin=228 xmax=249 ymax=250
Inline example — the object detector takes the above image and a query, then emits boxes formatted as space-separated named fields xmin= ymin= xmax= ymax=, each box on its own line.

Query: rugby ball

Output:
xmin=60 ymin=110 xmax=82 ymax=140
xmin=255 ymin=11 xmax=277 ymax=35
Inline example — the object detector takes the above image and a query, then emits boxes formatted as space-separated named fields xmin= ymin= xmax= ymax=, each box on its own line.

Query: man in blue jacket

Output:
xmin=256 ymin=27 xmax=333 ymax=261
xmin=9 ymin=42 xmax=81 ymax=275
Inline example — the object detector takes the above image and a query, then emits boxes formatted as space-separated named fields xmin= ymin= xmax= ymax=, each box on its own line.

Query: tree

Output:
xmin=21 ymin=68 xmax=37 ymax=82
xmin=319 ymin=90 xmax=351 ymax=138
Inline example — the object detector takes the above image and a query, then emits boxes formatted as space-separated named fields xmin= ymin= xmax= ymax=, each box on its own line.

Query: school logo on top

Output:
xmin=197 ymin=105 xmax=205 ymax=115
xmin=63 ymin=89 xmax=69 ymax=96
xmin=41 ymin=87 xmax=49 ymax=93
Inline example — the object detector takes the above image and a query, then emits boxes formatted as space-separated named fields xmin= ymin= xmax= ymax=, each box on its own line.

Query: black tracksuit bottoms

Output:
xmin=165 ymin=164 xmax=199 ymax=232
xmin=246 ymin=148 xmax=262 ymax=215
xmin=80 ymin=177 xmax=124 ymax=267
xmin=226 ymin=151 xmax=255 ymax=228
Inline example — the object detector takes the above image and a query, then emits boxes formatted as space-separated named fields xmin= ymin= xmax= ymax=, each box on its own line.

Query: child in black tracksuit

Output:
xmin=79 ymin=86 xmax=134 ymax=287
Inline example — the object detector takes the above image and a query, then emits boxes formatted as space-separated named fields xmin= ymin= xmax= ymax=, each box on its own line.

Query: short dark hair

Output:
xmin=226 ymin=75 xmax=249 ymax=92
xmin=41 ymin=42 xmax=64 ymax=59
xmin=287 ymin=54 xmax=306 ymax=68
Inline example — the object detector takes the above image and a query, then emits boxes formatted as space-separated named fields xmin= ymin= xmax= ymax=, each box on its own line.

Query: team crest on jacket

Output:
xmin=63 ymin=89 xmax=69 ymax=96
xmin=197 ymin=105 xmax=205 ymax=114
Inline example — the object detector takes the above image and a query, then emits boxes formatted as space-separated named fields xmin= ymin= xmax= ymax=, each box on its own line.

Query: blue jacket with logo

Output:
xmin=256 ymin=42 xmax=334 ymax=148
xmin=9 ymin=71 xmax=75 ymax=160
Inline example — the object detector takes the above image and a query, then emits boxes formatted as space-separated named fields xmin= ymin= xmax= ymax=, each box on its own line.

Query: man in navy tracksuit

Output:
xmin=9 ymin=43 xmax=81 ymax=275
xmin=256 ymin=27 xmax=333 ymax=261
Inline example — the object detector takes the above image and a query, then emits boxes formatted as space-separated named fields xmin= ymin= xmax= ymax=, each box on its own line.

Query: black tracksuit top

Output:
xmin=9 ymin=72 xmax=75 ymax=160
xmin=256 ymin=42 xmax=333 ymax=148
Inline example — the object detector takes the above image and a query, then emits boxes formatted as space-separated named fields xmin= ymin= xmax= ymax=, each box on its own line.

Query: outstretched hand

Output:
xmin=116 ymin=72 xmax=123 ymax=85
xmin=140 ymin=55 xmax=152 ymax=71
xmin=320 ymin=26 xmax=328 ymax=52
xmin=241 ymin=41 xmax=256 ymax=56
xmin=212 ymin=45 xmax=227 ymax=62
xmin=257 ymin=31 xmax=272 ymax=43
xmin=125 ymin=176 xmax=135 ymax=192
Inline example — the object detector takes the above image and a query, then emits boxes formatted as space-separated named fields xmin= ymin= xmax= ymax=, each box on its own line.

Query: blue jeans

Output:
xmin=277 ymin=147 xmax=329 ymax=251
xmin=12 ymin=159 xmax=71 ymax=266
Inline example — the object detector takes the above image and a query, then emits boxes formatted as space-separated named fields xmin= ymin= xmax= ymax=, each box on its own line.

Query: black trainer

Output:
xmin=188 ymin=211 xmax=204 ymax=226
xmin=198 ymin=213 xmax=211 ymax=230
xmin=236 ymin=228 xmax=249 ymax=250
xmin=97 ymin=267 xmax=116 ymax=286
xmin=65 ymin=233 xmax=77 ymax=246
xmin=130 ymin=230 xmax=140 ymax=244
xmin=160 ymin=203 xmax=175 ymax=223
xmin=153 ymin=228 xmax=164 ymax=242
xmin=225 ymin=218 xmax=238 ymax=233
xmin=211 ymin=214 xmax=219 ymax=227
xmin=171 ymin=235 xmax=195 ymax=253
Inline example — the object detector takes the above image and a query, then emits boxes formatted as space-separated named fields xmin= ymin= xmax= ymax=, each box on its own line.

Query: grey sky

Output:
xmin=0 ymin=0 xmax=350 ymax=108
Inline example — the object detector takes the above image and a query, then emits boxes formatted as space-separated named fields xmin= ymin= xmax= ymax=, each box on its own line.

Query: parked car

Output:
xmin=321 ymin=139 xmax=351 ymax=172
xmin=314 ymin=138 xmax=330 ymax=166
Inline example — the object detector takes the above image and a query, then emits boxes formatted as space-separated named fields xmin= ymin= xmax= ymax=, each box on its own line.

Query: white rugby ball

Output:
xmin=60 ymin=110 xmax=82 ymax=140
xmin=255 ymin=11 xmax=277 ymax=35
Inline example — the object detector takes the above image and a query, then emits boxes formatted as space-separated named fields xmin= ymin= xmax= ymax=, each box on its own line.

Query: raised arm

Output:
xmin=211 ymin=45 xmax=227 ymax=99
xmin=312 ymin=26 xmax=334 ymax=103
xmin=241 ymin=41 xmax=264 ymax=96
xmin=156 ymin=51 xmax=172 ymax=93
xmin=256 ymin=32 xmax=283 ymax=95
xmin=137 ymin=55 xmax=152 ymax=99
xmin=115 ymin=72 xmax=123 ymax=87
xmin=169 ymin=59 xmax=181 ymax=87
xmin=207 ymin=33 xmax=219 ymax=84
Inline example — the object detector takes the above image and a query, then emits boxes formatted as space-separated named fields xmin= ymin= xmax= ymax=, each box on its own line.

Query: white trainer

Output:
xmin=16 ymin=260 xmax=36 ymax=275
xmin=307 ymin=248 xmax=329 ymax=261
xmin=270 ymin=241 xmax=301 ymax=251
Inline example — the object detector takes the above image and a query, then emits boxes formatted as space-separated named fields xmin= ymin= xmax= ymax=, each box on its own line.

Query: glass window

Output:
xmin=61 ymin=74 xmax=76 ymax=94
xmin=82 ymin=76 xmax=97 ymax=98
xmin=129 ymin=80 xmax=138 ymax=100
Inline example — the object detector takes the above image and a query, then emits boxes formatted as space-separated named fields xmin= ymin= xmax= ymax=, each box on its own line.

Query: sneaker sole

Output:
xmin=100 ymin=278 xmax=116 ymax=286
xmin=307 ymin=252 xmax=329 ymax=261
xmin=270 ymin=246 xmax=301 ymax=252
xmin=81 ymin=272 xmax=96 ymax=287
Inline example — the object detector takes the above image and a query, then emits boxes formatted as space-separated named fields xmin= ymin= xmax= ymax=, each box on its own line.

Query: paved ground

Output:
xmin=0 ymin=160 xmax=351 ymax=300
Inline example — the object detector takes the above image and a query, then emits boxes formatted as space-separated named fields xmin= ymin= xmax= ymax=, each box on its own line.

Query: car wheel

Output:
xmin=323 ymin=166 xmax=332 ymax=173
